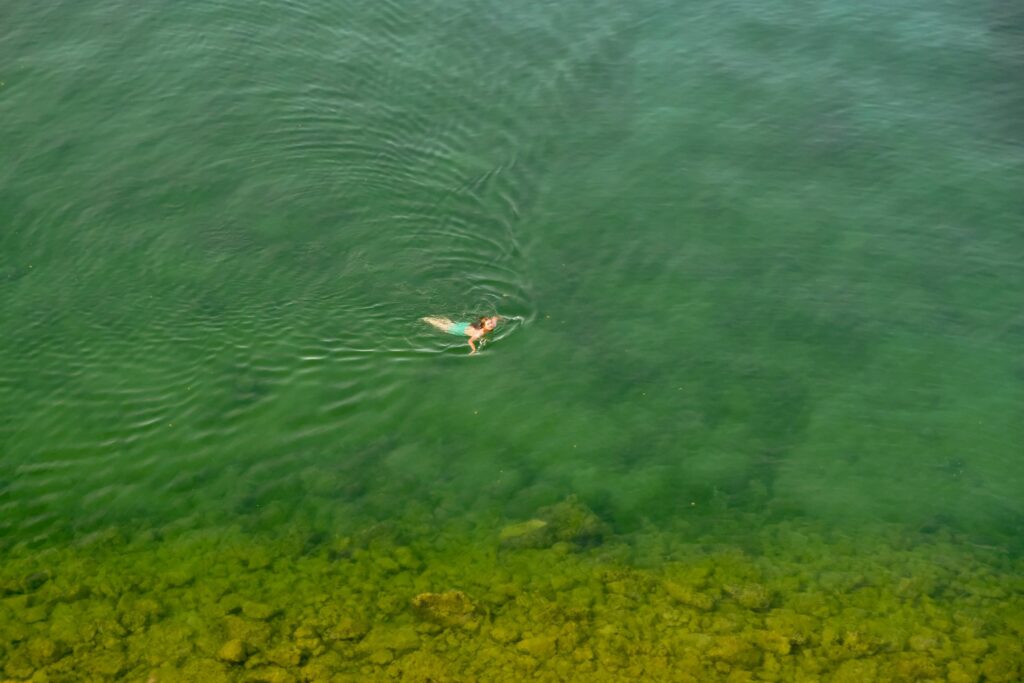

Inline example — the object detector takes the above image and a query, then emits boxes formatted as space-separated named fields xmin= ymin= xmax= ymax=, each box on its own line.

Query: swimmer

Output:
xmin=422 ymin=315 xmax=500 ymax=354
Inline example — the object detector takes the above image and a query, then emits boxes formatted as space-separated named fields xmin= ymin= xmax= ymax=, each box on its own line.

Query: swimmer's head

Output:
xmin=479 ymin=316 xmax=500 ymax=332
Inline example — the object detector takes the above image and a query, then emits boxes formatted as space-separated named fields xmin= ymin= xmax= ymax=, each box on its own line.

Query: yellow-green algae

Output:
xmin=1 ymin=501 xmax=1022 ymax=682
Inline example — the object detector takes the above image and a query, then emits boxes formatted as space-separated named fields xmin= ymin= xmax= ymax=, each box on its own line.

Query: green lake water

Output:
xmin=2 ymin=1 xmax=1023 ymax=680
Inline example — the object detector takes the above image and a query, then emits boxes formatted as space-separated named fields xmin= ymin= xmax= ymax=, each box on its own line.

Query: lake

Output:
xmin=1 ymin=0 xmax=1022 ymax=680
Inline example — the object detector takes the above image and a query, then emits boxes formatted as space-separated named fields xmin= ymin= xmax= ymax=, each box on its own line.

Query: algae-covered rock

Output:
xmin=216 ymin=638 xmax=248 ymax=664
xmin=833 ymin=658 xmax=878 ymax=683
xmin=25 ymin=637 xmax=68 ymax=667
xmin=241 ymin=600 xmax=279 ymax=621
xmin=359 ymin=625 xmax=421 ymax=656
xmin=175 ymin=657 xmax=234 ymax=683
xmin=298 ymin=651 xmax=347 ymax=681
xmin=764 ymin=610 xmax=818 ymax=646
xmin=979 ymin=649 xmax=1022 ymax=682
xmin=489 ymin=624 xmax=520 ymax=644
xmin=724 ymin=583 xmax=773 ymax=610
xmin=499 ymin=519 xmax=552 ymax=549
xmin=3 ymin=650 xmax=34 ymax=679
xmin=893 ymin=652 xmax=941 ymax=680
xmin=538 ymin=495 xmax=606 ymax=547
xmin=136 ymin=619 xmax=198 ymax=665
xmin=664 ymin=580 xmax=716 ymax=610
xmin=325 ymin=616 xmax=368 ymax=642
xmin=22 ymin=604 xmax=49 ymax=624
xmin=946 ymin=660 xmax=981 ymax=683
xmin=751 ymin=630 xmax=791 ymax=656
xmin=707 ymin=634 xmax=761 ymax=667
xmin=411 ymin=590 xmax=481 ymax=629
xmin=80 ymin=648 xmax=127 ymax=678
xmin=265 ymin=643 xmax=304 ymax=668
xmin=500 ymin=496 xmax=607 ymax=551
xmin=117 ymin=595 xmax=163 ymax=631
xmin=516 ymin=635 xmax=557 ymax=659
xmin=375 ymin=592 xmax=405 ymax=617
xmin=821 ymin=625 xmax=894 ymax=662
xmin=293 ymin=624 xmax=323 ymax=655
xmin=241 ymin=666 xmax=297 ymax=683
xmin=160 ymin=568 xmax=195 ymax=589
xmin=908 ymin=631 xmax=940 ymax=652
xmin=392 ymin=546 xmax=423 ymax=572
xmin=224 ymin=615 xmax=272 ymax=648
xmin=17 ymin=571 xmax=50 ymax=593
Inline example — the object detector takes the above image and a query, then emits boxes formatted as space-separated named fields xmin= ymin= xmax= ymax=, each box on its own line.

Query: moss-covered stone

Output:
xmin=224 ymin=615 xmax=273 ymax=648
xmin=499 ymin=520 xmax=552 ymax=549
xmin=79 ymin=648 xmax=127 ymax=678
xmin=833 ymin=658 xmax=878 ymax=682
xmin=241 ymin=600 xmax=280 ymax=621
xmin=411 ymin=590 xmax=481 ymax=629
xmin=24 ymin=637 xmax=68 ymax=667
xmin=707 ymin=634 xmax=761 ymax=667
xmin=358 ymin=625 xmax=421 ymax=656
xmin=538 ymin=495 xmax=606 ymax=547
xmin=664 ymin=580 xmax=716 ymax=610
xmin=516 ymin=634 xmax=558 ymax=659
xmin=241 ymin=665 xmax=297 ymax=683
xmin=979 ymin=649 xmax=1022 ymax=683
xmin=174 ymin=658 xmax=235 ymax=683
xmin=117 ymin=595 xmax=163 ymax=631
xmin=0 ymin=507 xmax=1021 ymax=682
xmin=489 ymin=624 xmax=520 ymax=644
xmin=894 ymin=652 xmax=942 ymax=680
xmin=3 ymin=650 xmax=35 ymax=679
xmin=324 ymin=616 xmax=368 ymax=642
xmin=724 ymin=583 xmax=773 ymax=610
xmin=216 ymin=638 xmax=248 ymax=664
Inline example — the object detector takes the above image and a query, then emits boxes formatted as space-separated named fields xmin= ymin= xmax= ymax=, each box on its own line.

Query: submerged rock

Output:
xmin=516 ymin=634 xmax=557 ymax=659
xmin=664 ymin=580 xmax=716 ymax=611
xmin=411 ymin=591 xmax=481 ymax=629
xmin=500 ymin=495 xmax=608 ymax=550
xmin=241 ymin=600 xmax=279 ymax=621
xmin=358 ymin=625 xmax=422 ymax=657
xmin=292 ymin=625 xmax=323 ymax=655
xmin=3 ymin=650 xmax=34 ymax=680
xmin=725 ymin=582 xmax=773 ymax=610
xmin=499 ymin=519 xmax=552 ymax=549
xmin=538 ymin=495 xmax=606 ymax=547
xmin=489 ymin=624 xmax=520 ymax=644
xmin=241 ymin=665 xmax=297 ymax=683
xmin=325 ymin=616 xmax=369 ymax=642
xmin=117 ymin=595 xmax=163 ymax=632
xmin=217 ymin=638 xmax=248 ymax=664
xmin=25 ymin=636 xmax=68 ymax=668
xmin=224 ymin=615 xmax=272 ymax=648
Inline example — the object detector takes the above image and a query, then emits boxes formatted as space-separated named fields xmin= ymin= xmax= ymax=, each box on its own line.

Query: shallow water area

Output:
xmin=2 ymin=0 xmax=1023 ymax=680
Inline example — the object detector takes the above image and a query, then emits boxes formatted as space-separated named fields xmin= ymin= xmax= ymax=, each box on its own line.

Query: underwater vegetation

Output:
xmin=1 ymin=497 xmax=1021 ymax=682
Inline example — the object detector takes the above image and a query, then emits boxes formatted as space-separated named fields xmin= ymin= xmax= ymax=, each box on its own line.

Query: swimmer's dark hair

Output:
xmin=470 ymin=315 xmax=497 ymax=332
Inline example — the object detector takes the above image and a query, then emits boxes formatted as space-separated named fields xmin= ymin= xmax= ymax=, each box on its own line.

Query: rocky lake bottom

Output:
xmin=2 ymin=496 xmax=1021 ymax=682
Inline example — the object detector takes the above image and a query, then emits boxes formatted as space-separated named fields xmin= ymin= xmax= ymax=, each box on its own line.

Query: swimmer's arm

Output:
xmin=468 ymin=338 xmax=478 ymax=354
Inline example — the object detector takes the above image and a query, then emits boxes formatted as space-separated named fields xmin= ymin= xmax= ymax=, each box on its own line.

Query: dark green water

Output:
xmin=2 ymin=0 xmax=1023 ymax=680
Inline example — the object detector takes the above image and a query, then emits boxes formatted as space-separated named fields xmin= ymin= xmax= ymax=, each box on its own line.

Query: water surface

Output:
xmin=2 ymin=0 xmax=1022 ymax=679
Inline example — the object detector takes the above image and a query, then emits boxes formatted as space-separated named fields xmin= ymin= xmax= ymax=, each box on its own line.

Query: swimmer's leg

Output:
xmin=421 ymin=316 xmax=454 ymax=332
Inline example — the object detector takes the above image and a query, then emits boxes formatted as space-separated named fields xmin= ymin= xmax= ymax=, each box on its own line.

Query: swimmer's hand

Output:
xmin=468 ymin=339 xmax=478 ymax=354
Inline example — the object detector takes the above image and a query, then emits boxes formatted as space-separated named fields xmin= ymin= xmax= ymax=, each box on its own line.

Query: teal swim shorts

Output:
xmin=447 ymin=322 xmax=470 ymax=336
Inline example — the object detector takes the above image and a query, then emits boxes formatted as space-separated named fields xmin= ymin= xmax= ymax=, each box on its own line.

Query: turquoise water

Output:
xmin=2 ymin=0 xmax=1023 ymax=680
